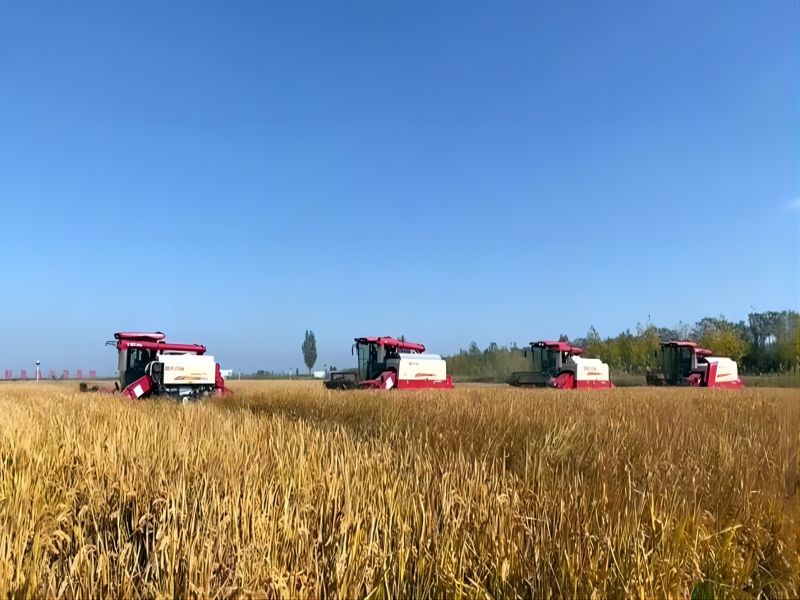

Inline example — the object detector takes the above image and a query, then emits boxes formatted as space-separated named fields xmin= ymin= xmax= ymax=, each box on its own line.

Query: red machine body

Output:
xmin=648 ymin=340 xmax=744 ymax=389
xmin=325 ymin=336 xmax=453 ymax=390
xmin=511 ymin=340 xmax=614 ymax=389
xmin=88 ymin=332 xmax=233 ymax=400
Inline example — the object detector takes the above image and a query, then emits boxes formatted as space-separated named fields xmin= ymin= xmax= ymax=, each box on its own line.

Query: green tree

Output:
xmin=584 ymin=326 xmax=602 ymax=356
xmin=635 ymin=324 xmax=661 ymax=371
xmin=795 ymin=320 xmax=800 ymax=371
xmin=699 ymin=326 xmax=748 ymax=364
xmin=774 ymin=311 xmax=800 ymax=370
xmin=302 ymin=330 xmax=317 ymax=375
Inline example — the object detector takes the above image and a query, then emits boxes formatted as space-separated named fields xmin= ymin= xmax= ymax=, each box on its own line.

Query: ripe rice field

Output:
xmin=0 ymin=381 xmax=798 ymax=598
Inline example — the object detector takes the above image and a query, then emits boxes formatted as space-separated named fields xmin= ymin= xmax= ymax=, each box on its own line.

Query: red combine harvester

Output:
xmin=510 ymin=340 xmax=614 ymax=389
xmin=325 ymin=336 xmax=453 ymax=390
xmin=646 ymin=340 xmax=744 ymax=389
xmin=81 ymin=332 xmax=232 ymax=400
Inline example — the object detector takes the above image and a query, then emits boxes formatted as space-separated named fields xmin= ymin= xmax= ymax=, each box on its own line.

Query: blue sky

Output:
xmin=1 ymin=1 xmax=797 ymax=374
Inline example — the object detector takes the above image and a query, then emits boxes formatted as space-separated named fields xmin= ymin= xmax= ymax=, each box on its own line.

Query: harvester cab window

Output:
xmin=531 ymin=347 xmax=544 ymax=373
xmin=354 ymin=342 xmax=394 ymax=381
xmin=679 ymin=347 xmax=694 ymax=376
xmin=662 ymin=346 xmax=694 ymax=384
xmin=372 ymin=345 xmax=387 ymax=378
xmin=127 ymin=349 xmax=152 ymax=370
xmin=121 ymin=348 xmax=152 ymax=389
xmin=547 ymin=349 xmax=559 ymax=374
xmin=357 ymin=343 xmax=384 ymax=381
xmin=531 ymin=347 xmax=559 ymax=375
xmin=537 ymin=347 xmax=557 ymax=375
xmin=356 ymin=343 xmax=368 ymax=380
xmin=662 ymin=346 xmax=677 ymax=383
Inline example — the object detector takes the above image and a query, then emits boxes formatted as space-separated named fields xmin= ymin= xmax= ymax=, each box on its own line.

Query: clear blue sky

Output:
xmin=1 ymin=1 xmax=797 ymax=374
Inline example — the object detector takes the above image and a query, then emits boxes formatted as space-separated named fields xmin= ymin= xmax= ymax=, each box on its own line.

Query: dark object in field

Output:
xmin=324 ymin=370 xmax=359 ymax=390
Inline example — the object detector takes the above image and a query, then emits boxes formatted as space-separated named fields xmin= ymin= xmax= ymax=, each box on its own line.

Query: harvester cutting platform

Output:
xmin=646 ymin=340 xmax=744 ymax=388
xmin=82 ymin=332 xmax=231 ymax=400
xmin=510 ymin=340 xmax=613 ymax=389
xmin=325 ymin=337 xmax=453 ymax=390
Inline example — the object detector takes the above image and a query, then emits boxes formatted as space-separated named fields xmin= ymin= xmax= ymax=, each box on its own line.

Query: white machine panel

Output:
xmin=706 ymin=357 xmax=740 ymax=383
xmin=567 ymin=356 xmax=610 ymax=382
xmin=159 ymin=354 xmax=216 ymax=386
xmin=387 ymin=353 xmax=448 ymax=382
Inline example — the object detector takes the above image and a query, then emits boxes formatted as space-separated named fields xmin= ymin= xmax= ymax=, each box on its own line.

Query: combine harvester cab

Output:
xmin=511 ymin=341 xmax=614 ymax=389
xmin=647 ymin=341 xmax=744 ymax=389
xmin=324 ymin=336 xmax=453 ymax=390
xmin=95 ymin=332 xmax=233 ymax=401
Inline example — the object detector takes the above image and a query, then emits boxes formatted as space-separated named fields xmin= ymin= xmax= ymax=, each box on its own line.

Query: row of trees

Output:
xmin=446 ymin=310 xmax=800 ymax=380
xmin=445 ymin=342 xmax=528 ymax=382
xmin=576 ymin=311 xmax=799 ymax=374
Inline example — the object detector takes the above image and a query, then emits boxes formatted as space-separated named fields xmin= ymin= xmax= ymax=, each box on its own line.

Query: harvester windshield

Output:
xmin=119 ymin=347 xmax=155 ymax=389
xmin=659 ymin=342 xmax=712 ymax=385
xmin=662 ymin=345 xmax=694 ymax=384
xmin=356 ymin=342 xmax=386 ymax=381
xmin=530 ymin=346 xmax=560 ymax=376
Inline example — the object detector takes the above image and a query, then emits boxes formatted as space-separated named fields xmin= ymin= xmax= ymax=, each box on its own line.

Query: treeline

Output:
xmin=446 ymin=310 xmax=800 ymax=380
xmin=247 ymin=369 xmax=310 ymax=379
xmin=445 ymin=342 xmax=528 ymax=382
xmin=579 ymin=311 xmax=799 ymax=374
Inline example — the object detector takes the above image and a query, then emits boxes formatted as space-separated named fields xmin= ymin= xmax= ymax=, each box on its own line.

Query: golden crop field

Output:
xmin=0 ymin=381 xmax=797 ymax=598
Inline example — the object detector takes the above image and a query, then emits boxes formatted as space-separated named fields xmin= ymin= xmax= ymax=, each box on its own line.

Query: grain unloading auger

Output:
xmin=510 ymin=340 xmax=614 ymax=389
xmin=646 ymin=340 xmax=744 ymax=388
xmin=325 ymin=336 xmax=454 ymax=390
xmin=80 ymin=332 xmax=232 ymax=400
